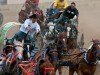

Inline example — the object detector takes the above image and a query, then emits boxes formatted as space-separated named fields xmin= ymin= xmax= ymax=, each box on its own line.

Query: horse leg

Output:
xmin=78 ymin=70 xmax=83 ymax=75
xmin=69 ymin=67 xmax=75 ymax=75
xmin=58 ymin=66 xmax=62 ymax=75
xmin=54 ymin=68 xmax=57 ymax=75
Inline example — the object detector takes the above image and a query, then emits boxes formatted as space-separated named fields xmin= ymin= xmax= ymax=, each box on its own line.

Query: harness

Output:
xmin=84 ymin=42 xmax=100 ymax=65
xmin=84 ymin=51 xmax=98 ymax=65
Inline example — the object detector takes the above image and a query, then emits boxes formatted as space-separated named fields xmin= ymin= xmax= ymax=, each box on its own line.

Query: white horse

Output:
xmin=14 ymin=39 xmax=24 ymax=60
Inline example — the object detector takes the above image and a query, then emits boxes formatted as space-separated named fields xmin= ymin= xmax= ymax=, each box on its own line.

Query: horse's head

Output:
xmin=66 ymin=24 xmax=78 ymax=48
xmin=91 ymin=39 xmax=100 ymax=60
xmin=3 ymin=39 xmax=14 ymax=56
xmin=47 ymin=43 xmax=58 ymax=66
xmin=58 ymin=32 xmax=67 ymax=44
xmin=14 ymin=39 xmax=24 ymax=60
xmin=57 ymin=32 xmax=67 ymax=49
xmin=25 ymin=0 xmax=32 ymax=14
xmin=56 ymin=32 xmax=68 ymax=57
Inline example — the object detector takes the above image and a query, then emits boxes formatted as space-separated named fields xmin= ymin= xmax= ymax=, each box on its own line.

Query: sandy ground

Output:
xmin=0 ymin=0 xmax=100 ymax=75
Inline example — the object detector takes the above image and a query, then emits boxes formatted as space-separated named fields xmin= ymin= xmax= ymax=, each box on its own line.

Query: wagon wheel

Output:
xmin=0 ymin=13 xmax=3 ymax=26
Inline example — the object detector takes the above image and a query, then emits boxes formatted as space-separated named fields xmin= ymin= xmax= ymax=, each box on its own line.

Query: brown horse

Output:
xmin=55 ymin=23 xmax=78 ymax=49
xmin=56 ymin=32 xmax=80 ymax=75
xmin=39 ymin=55 xmax=55 ymax=75
xmin=55 ymin=32 xmax=68 ymax=75
xmin=77 ymin=39 xmax=100 ymax=75
xmin=46 ymin=43 xmax=63 ymax=75
xmin=68 ymin=39 xmax=100 ymax=75
xmin=18 ymin=10 xmax=28 ymax=23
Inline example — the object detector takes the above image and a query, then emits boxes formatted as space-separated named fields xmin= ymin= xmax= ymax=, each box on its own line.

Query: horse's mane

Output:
xmin=88 ymin=39 xmax=100 ymax=50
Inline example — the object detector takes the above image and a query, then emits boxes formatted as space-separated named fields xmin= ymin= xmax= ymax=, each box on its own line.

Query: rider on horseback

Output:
xmin=55 ymin=2 xmax=79 ymax=27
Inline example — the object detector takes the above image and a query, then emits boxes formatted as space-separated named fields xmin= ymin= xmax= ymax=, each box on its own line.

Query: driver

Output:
xmin=53 ymin=0 xmax=68 ymax=14
xmin=11 ymin=14 xmax=40 ymax=43
xmin=55 ymin=2 xmax=79 ymax=26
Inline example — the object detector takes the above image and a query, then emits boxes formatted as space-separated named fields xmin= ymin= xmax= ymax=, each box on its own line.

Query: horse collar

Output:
xmin=84 ymin=52 xmax=98 ymax=65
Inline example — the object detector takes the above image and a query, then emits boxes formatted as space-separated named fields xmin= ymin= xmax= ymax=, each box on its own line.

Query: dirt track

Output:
xmin=0 ymin=0 xmax=100 ymax=75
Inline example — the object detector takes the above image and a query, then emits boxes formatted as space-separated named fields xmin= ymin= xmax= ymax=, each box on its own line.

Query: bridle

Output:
xmin=84 ymin=42 xmax=100 ymax=65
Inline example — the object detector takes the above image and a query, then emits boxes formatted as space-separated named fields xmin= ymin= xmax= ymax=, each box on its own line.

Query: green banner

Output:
xmin=0 ymin=22 xmax=21 ymax=44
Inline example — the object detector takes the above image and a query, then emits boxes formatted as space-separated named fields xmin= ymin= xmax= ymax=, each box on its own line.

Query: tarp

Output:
xmin=0 ymin=22 xmax=21 ymax=44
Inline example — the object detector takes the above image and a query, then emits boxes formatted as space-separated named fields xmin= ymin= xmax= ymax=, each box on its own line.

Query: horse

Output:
xmin=46 ymin=42 xmax=61 ymax=75
xmin=65 ymin=22 xmax=78 ymax=49
xmin=55 ymin=31 xmax=78 ymax=75
xmin=77 ymin=39 xmax=100 ymax=75
xmin=38 ymin=55 xmax=55 ymax=75
xmin=67 ymin=39 xmax=100 ymax=75
xmin=55 ymin=32 xmax=68 ymax=75
xmin=25 ymin=0 xmax=39 ymax=14
xmin=18 ymin=9 xmax=28 ymax=23
xmin=25 ymin=0 xmax=33 ymax=14
xmin=3 ymin=39 xmax=24 ymax=74
xmin=54 ymin=20 xmax=78 ymax=49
